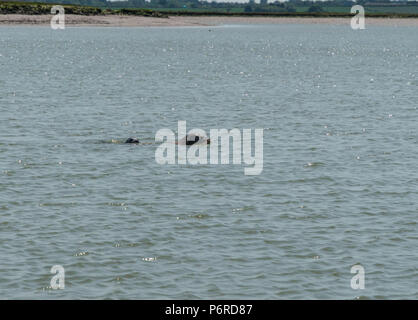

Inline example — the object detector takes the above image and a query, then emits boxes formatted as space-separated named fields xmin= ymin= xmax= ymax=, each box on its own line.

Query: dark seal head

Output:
xmin=186 ymin=135 xmax=200 ymax=145
xmin=183 ymin=134 xmax=210 ymax=146
xmin=125 ymin=137 xmax=139 ymax=144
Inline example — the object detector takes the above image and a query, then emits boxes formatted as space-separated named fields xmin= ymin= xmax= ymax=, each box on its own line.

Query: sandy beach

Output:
xmin=1 ymin=14 xmax=418 ymax=27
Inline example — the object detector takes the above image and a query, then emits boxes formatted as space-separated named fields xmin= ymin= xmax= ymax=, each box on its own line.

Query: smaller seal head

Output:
xmin=186 ymin=135 xmax=200 ymax=145
xmin=125 ymin=137 xmax=139 ymax=144
xmin=179 ymin=134 xmax=210 ymax=146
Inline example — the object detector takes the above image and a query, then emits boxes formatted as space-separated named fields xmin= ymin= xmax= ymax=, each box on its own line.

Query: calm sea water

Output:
xmin=0 ymin=24 xmax=417 ymax=299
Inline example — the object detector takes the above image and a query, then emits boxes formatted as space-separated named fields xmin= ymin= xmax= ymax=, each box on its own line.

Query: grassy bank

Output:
xmin=0 ymin=1 xmax=166 ymax=17
xmin=165 ymin=11 xmax=418 ymax=18
xmin=1 ymin=1 xmax=418 ymax=18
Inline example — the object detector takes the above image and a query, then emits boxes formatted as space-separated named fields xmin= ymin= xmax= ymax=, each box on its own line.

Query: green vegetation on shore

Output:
xmin=11 ymin=0 xmax=418 ymax=15
xmin=0 ymin=1 xmax=166 ymax=16
xmin=1 ymin=0 xmax=418 ymax=18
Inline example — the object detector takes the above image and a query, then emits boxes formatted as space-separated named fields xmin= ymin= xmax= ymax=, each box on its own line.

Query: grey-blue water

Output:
xmin=0 ymin=24 xmax=417 ymax=299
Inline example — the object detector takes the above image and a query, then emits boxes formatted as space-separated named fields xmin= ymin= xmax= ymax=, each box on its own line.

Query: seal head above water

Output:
xmin=178 ymin=134 xmax=210 ymax=146
xmin=125 ymin=137 xmax=139 ymax=144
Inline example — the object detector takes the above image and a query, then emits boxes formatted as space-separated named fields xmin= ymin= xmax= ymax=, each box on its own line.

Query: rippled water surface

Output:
xmin=0 ymin=24 xmax=417 ymax=299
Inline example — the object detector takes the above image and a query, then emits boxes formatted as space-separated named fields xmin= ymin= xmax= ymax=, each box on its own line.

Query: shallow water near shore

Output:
xmin=0 ymin=24 xmax=417 ymax=299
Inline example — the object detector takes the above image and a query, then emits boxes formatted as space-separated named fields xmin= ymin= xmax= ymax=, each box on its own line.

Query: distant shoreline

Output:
xmin=1 ymin=1 xmax=418 ymax=27
xmin=1 ymin=14 xmax=418 ymax=27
